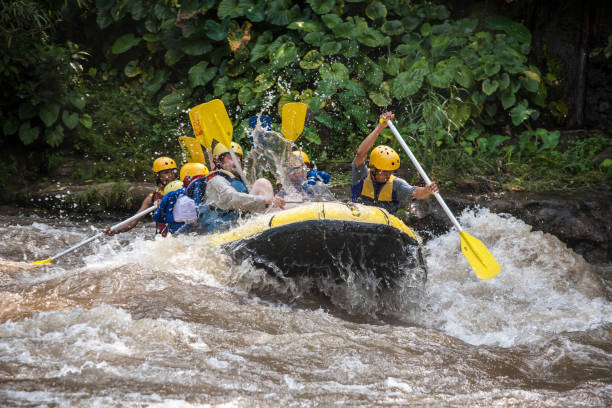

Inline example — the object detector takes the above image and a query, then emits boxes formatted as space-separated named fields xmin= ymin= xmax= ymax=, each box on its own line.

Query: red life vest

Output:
xmin=151 ymin=188 xmax=168 ymax=237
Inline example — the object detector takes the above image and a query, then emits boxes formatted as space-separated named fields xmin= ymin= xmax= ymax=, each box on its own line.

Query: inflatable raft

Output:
xmin=206 ymin=202 xmax=426 ymax=288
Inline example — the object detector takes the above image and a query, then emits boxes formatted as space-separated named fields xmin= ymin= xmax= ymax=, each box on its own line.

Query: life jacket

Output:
xmin=355 ymin=171 xmax=399 ymax=213
xmin=150 ymin=187 xmax=168 ymax=236
xmin=152 ymin=188 xmax=187 ymax=235
xmin=196 ymin=170 xmax=248 ymax=233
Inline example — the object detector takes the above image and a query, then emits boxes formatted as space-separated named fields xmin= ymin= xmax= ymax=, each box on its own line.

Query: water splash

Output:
xmin=420 ymin=207 xmax=610 ymax=347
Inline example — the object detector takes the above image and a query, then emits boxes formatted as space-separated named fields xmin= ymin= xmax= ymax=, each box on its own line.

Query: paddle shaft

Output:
xmin=46 ymin=205 xmax=158 ymax=262
xmin=386 ymin=120 xmax=463 ymax=232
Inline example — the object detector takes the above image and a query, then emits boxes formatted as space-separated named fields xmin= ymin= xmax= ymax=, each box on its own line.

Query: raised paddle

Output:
xmin=281 ymin=102 xmax=308 ymax=142
xmin=189 ymin=99 xmax=249 ymax=187
xmin=32 ymin=204 xmax=158 ymax=265
xmin=384 ymin=119 xmax=501 ymax=280
xmin=189 ymin=103 xmax=215 ymax=168
xmin=178 ymin=136 xmax=208 ymax=166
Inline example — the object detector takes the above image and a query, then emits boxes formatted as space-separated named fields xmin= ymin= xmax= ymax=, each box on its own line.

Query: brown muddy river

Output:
xmin=0 ymin=207 xmax=610 ymax=407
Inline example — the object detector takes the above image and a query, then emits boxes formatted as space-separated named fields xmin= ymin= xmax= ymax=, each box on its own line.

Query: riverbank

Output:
xmin=2 ymin=171 xmax=610 ymax=270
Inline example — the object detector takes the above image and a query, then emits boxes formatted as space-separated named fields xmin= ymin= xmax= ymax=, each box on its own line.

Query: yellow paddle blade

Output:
xmin=178 ymin=136 xmax=206 ymax=164
xmin=189 ymin=99 xmax=233 ymax=149
xmin=32 ymin=258 xmax=52 ymax=266
xmin=460 ymin=231 xmax=501 ymax=280
xmin=281 ymin=102 xmax=308 ymax=141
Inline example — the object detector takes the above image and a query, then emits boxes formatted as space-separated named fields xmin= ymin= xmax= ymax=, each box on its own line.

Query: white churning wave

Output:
xmin=420 ymin=207 xmax=610 ymax=347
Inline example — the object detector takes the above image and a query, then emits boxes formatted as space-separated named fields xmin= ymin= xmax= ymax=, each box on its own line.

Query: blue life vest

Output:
xmin=186 ymin=176 xmax=208 ymax=205
xmin=307 ymin=170 xmax=331 ymax=185
xmin=153 ymin=188 xmax=186 ymax=234
xmin=196 ymin=170 xmax=249 ymax=233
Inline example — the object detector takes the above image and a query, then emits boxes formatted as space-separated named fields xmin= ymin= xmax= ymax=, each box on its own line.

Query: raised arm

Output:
xmin=353 ymin=111 xmax=395 ymax=168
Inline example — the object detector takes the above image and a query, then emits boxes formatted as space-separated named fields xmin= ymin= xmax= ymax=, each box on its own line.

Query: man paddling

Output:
xmin=104 ymin=156 xmax=178 ymax=236
xmin=351 ymin=112 xmax=438 ymax=213
xmin=197 ymin=142 xmax=285 ymax=232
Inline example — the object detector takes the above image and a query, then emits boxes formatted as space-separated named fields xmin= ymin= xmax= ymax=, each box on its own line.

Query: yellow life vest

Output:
xmin=360 ymin=172 xmax=395 ymax=202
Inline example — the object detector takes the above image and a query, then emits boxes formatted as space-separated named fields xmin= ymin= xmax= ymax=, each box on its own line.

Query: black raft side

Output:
xmin=224 ymin=219 xmax=426 ymax=288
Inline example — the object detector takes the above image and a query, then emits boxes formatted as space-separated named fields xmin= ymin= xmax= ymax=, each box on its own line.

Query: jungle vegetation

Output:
xmin=0 ymin=0 xmax=610 ymax=194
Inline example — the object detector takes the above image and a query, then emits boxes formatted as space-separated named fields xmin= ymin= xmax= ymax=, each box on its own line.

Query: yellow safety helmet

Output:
xmin=369 ymin=145 xmax=400 ymax=171
xmin=213 ymin=142 xmax=243 ymax=159
xmin=163 ymin=180 xmax=184 ymax=195
xmin=153 ymin=157 xmax=177 ymax=173
xmin=293 ymin=150 xmax=310 ymax=166
xmin=179 ymin=162 xmax=209 ymax=181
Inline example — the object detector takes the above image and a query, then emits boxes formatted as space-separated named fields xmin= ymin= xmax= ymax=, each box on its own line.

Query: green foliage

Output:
xmin=1 ymin=0 xmax=606 ymax=194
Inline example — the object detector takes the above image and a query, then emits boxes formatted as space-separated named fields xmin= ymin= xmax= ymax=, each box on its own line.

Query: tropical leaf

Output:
xmin=218 ymin=0 xmax=251 ymax=19
xmin=159 ymin=91 xmax=188 ymax=115
xmin=381 ymin=20 xmax=404 ymax=36
xmin=485 ymin=16 xmax=531 ymax=44
xmin=238 ymin=85 xmax=254 ymax=104
xmin=308 ymin=0 xmax=336 ymax=15
xmin=300 ymin=50 xmax=325 ymax=69
xmin=124 ymin=60 xmax=142 ymax=77
xmin=356 ymin=27 xmax=386 ymax=47
xmin=45 ymin=125 xmax=64 ymax=147
xmin=320 ymin=62 xmax=349 ymax=83
xmin=39 ymin=104 xmax=60 ymax=127
xmin=188 ymin=62 xmax=217 ymax=87
xmin=482 ymin=79 xmax=499 ymax=95
xmin=18 ymin=121 xmax=40 ymax=145
xmin=111 ymin=34 xmax=141 ymax=54
xmin=204 ymin=18 xmax=229 ymax=41
xmin=70 ymin=94 xmax=86 ymax=110
xmin=269 ymin=42 xmax=298 ymax=68
xmin=250 ymin=31 xmax=273 ymax=62
xmin=392 ymin=72 xmax=423 ymax=99
xmin=79 ymin=114 xmax=93 ymax=129
xmin=509 ymin=100 xmax=535 ymax=126
xmin=320 ymin=41 xmax=342 ymax=55
xmin=61 ymin=111 xmax=79 ymax=130
xmin=368 ymin=81 xmax=392 ymax=107
xmin=253 ymin=72 xmax=275 ymax=92
xmin=2 ymin=116 xmax=18 ymax=135
xmin=379 ymin=55 xmax=402 ymax=76
xmin=501 ymin=89 xmax=516 ymax=109
xmin=365 ymin=2 xmax=387 ymax=20
xmin=181 ymin=38 xmax=213 ymax=56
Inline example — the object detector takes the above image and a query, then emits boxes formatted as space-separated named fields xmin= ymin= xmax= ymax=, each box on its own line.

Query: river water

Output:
xmin=0 ymin=206 xmax=610 ymax=407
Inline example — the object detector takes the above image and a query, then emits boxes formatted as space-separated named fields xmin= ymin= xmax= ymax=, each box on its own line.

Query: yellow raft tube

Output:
xmin=206 ymin=202 xmax=426 ymax=288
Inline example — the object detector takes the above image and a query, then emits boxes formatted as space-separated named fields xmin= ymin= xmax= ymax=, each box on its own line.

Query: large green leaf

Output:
xmin=204 ymin=18 xmax=229 ymax=41
xmin=308 ymin=0 xmax=336 ymax=15
xmin=250 ymin=31 xmax=272 ymax=62
xmin=304 ymin=32 xmax=330 ymax=46
xmin=368 ymin=81 xmax=391 ymax=107
xmin=79 ymin=114 xmax=93 ymax=129
xmin=321 ymin=13 xmax=342 ymax=29
xmin=320 ymin=62 xmax=349 ymax=83
xmin=509 ymin=100 xmax=535 ymax=126
xmin=70 ymin=93 xmax=86 ymax=110
xmin=428 ymin=60 xmax=454 ymax=88
xmin=485 ymin=16 xmax=531 ymax=44
xmin=365 ymin=2 xmax=387 ymax=20
xmin=269 ymin=42 xmax=298 ymax=68
xmin=218 ymin=0 xmax=251 ymax=19
xmin=379 ymin=55 xmax=401 ymax=76
xmin=159 ymin=91 xmax=189 ymax=115
xmin=381 ymin=20 xmax=404 ymax=36
xmin=501 ymin=89 xmax=516 ymax=109
xmin=392 ymin=72 xmax=423 ymax=99
xmin=45 ymin=125 xmax=64 ymax=147
xmin=320 ymin=41 xmax=342 ymax=55
xmin=124 ymin=60 xmax=142 ymax=77
xmin=300 ymin=50 xmax=325 ymax=69
xmin=253 ymin=72 xmax=275 ymax=92
xmin=19 ymin=121 xmax=40 ymax=145
xmin=39 ymin=104 xmax=60 ymax=127
xmin=482 ymin=79 xmax=499 ymax=95
xmin=356 ymin=27 xmax=386 ymax=47
xmin=164 ymin=48 xmax=183 ymax=66
xmin=2 ymin=116 xmax=19 ymax=135
xmin=61 ymin=110 xmax=79 ymax=130
xmin=238 ymin=85 xmax=254 ymax=104
xmin=188 ymin=61 xmax=217 ymax=87
xmin=111 ymin=34 xmax=142 ymax=54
